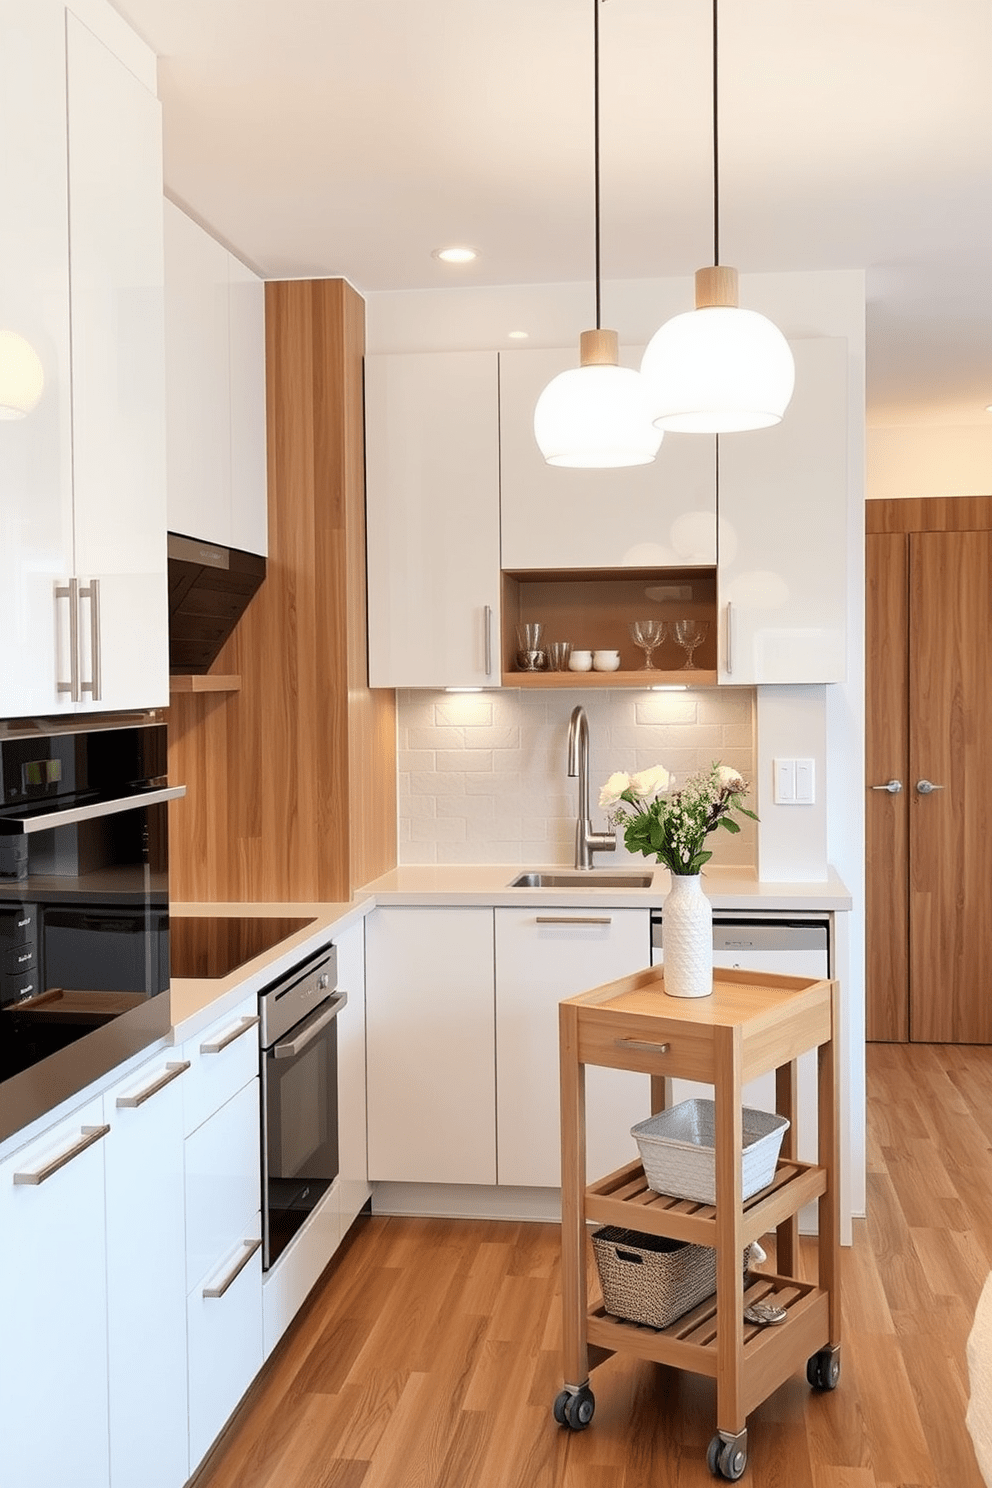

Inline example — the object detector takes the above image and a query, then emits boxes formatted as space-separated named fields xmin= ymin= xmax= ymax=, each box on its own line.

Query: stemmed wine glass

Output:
xmin=629 ymin=619 xmax=667 ymax=670
xmin=672 ymin=618 xmax=709 ymax=670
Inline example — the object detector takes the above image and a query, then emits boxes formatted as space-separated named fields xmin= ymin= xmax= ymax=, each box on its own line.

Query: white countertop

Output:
xmin=169 ymin=865 xmax=851 ymax=1035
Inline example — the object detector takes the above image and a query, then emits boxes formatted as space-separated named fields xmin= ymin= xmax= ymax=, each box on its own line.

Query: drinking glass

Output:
xmin=629 ymin=619 xmax=667 ymax=670
xmin=671 ymin=618 xmax=709 ymax=670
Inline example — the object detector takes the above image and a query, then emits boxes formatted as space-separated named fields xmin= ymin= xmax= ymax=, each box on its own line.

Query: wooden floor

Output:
xmin=195 ymin=1044 xmax=992 ymax=1487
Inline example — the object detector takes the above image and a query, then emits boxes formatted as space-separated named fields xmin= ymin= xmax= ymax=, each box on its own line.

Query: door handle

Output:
xmin=79 ymin=578 xmax=101 ymax=701
xmin=916 ymin=779 xmax=945 ymax=795
xmin=870 ymin=779 xmax=903 ymax=794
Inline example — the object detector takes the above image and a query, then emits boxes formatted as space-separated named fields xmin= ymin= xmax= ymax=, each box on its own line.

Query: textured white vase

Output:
xmin=662 ymin=873 xmax=713 ymax=998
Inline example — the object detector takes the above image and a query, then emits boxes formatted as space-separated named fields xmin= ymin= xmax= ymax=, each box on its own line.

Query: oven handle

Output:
xmin=3 ymin=784 xmax=187 ymax=835
xmin=272 ymin=990 xmax=348 ymax=1059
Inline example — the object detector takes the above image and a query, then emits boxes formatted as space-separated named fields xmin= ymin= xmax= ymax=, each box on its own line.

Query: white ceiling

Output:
xmin=110 ymin=0 xmax=992 ymax=428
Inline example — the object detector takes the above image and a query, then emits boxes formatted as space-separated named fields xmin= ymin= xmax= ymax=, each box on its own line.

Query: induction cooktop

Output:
xmin=169 ymin=915 xmax=317 ymax=980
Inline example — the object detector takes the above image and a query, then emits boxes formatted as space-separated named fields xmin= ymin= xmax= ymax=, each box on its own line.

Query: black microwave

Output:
xmin=0 ymin=723 xmax=185 ymax=1143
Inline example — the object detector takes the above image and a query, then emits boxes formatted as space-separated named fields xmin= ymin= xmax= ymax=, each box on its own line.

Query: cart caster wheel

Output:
xmin=707 ymin=1434 xmax=747 ymax=1480
xmin=554 ymin=1387 xmax=594 ymax=1431
xmin=806 ymin=1348 xmax=841 ymax=1391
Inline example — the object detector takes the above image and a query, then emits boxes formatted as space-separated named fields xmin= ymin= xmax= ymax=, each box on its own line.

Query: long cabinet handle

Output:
xmin=484 ymin=604 xmax=493 ymax=678
xmin=13 ymin=1124 xmax=111 ymax=1186
xmin=116 ymin=1060 xmax=190 ymax=1109
xmin=535 ymin=916 xmax=612 ymax=926
xmin=79 ymin=577 xmax=101 ymax=701
xmin=200 ymin=1014 xmax=260 ymax=1055
xmin=725 ymin=600 xmax=734 ymax=676
xmin=55 ymin=577 xmax=81 ymax=701
xmin=203 ymin=1238 xmax=262 ymax=1299
xmin=615 ymin=1037 xmax=671 ymax=1055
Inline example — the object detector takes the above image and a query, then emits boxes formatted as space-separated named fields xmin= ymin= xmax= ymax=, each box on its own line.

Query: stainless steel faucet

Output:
xmin=567 ymin=704 xmax=616 ymax=870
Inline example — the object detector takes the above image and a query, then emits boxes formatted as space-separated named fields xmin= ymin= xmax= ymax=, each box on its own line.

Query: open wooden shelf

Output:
xmin=501 ymin=565 xmax=718 ymax=684
xmin=503 ymin=667 xmax=717 ymax=688
xmin=169 ymin=674 xmax=242 ymax=694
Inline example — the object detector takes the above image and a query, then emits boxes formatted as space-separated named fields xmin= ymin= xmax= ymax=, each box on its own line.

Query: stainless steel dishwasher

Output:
xmin=651 ymin=912 xmax=830 ymax=1231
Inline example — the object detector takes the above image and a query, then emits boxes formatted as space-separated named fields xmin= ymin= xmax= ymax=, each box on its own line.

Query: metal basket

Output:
xmin=630 ymin=1098 xmax=789 ymax=1205
xmin=591 ymin=1226 xmax=750 ymax=1330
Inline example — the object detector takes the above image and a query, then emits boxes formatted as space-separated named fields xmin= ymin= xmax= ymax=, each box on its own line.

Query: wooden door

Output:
xmin=866 ymin=498 xmax=992 ymax=1043
xmin=909 ymin=530 xmax=992 ymax=1042
xmin=865 ymin=531 xmax=909 ymax=1040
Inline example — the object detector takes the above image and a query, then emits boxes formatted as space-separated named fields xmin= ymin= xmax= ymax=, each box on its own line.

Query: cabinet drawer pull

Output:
xmin=614 ymin=1037 xmax=670 ymax=1055
xmin=535 ymin=916 xmax=612 ymax=926
xmin=203 ymin=1238 xmax=262 ymax=1299
xmin=13 ymin=1123 xmax=110 ymax=1185
xmin=116 ymin=1060 xmax=190 ymax=1109
xmin=200 ymin=1014 xmax=260 ymax=1055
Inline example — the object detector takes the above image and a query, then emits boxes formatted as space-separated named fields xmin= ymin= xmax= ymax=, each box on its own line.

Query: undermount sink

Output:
xmin=507 ymin=870 xmax=655 ymax=889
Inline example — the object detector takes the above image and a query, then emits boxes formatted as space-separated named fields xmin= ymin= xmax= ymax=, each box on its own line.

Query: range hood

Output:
xmin=167 ymin=532 xmax=266 ymax=674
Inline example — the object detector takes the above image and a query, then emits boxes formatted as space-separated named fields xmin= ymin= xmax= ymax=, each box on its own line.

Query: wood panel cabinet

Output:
xmin=499 ymin=346 xmax=717 ymax=570
xmin=718 ymin=337 xmax=849 ymax=685
xmin=164 ymin=200 xmax=268 ymax=556
xmin=494 ymin=907 xmax=651 ymax=1186
xmin=365 ymin=351 xmax=501 ymax=688
xmin=0 ymin=2 xmax=168 ymax=719
xmin=365 ymin=907 xmax=497 ymax=1184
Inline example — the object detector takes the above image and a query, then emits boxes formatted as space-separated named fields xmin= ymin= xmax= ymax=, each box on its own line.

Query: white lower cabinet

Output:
xmin=104 ymin=1055 xmax=189 ymax=1488
xmin=0 ymin=1095 xmax=111 ymax=1488
xmin=335 ymin=918 xmax=372 ymax=1231
xmin=182 ymin=997 xmax=263 ymax=1475
xmin=365 ymin=907 xmax=496 ymax=1184
xmin=495 ymin=907 xmax=652 ymax=1186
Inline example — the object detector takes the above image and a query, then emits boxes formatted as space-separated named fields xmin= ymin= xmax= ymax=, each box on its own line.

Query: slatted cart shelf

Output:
xmin=555 ymin=966 xmax=842 ymax=1481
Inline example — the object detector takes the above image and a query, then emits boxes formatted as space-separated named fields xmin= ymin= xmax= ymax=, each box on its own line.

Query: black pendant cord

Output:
xmin=593 ymin=0 xmax=602 ymax=329
xmin=712 ymin=0 xmax=720 ymax=267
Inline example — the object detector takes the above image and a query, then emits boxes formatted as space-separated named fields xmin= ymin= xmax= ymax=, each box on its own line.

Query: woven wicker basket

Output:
xmin=630 ymin=1098 xmax=789 ymax=1205
xmin=592 ymin=1225 xmax=750 ymax=1330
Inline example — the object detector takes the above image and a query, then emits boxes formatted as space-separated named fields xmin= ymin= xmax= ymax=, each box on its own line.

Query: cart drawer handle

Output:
xmin=614 ymin=1038 xmax=670 ymax=1055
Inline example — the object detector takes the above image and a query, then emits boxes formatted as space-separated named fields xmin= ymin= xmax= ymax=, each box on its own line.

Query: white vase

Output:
xmin=661 ymin=873 xmax=713 ymax=998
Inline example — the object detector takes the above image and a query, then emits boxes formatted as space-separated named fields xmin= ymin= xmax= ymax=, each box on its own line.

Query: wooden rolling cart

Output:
xmin=555 ymin=966 xmax=841 ymax=1481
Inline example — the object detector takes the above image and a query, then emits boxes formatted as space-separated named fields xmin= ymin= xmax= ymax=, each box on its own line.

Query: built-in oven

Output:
xmin=0 ymin=722 xmax=184 ymax=1143
xmin=259 ymin=943 xmax=346 ymax=1271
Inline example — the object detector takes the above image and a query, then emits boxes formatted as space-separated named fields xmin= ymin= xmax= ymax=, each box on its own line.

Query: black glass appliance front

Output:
xmin=0 ymin=723 xmax=179 ymax=1142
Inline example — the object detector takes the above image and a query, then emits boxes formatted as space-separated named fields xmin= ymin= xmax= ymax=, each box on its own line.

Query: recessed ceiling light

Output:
xmin=508 ymin=330 xmax=529 ymax=340
xmin=433 ymin=246 xmax=478 ymax=265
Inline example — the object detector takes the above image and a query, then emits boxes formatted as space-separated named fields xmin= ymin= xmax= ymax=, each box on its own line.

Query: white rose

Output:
xmin=717 ymin=765 xmax=745 ymax=791
xmin=599 ymin=771 xmax=631 ymax=808
xmin=629 ymin=764 xmax=671 ymax=799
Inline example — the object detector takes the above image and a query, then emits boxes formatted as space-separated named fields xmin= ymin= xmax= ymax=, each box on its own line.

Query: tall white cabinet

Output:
xmin=164 ymin=200 xmax=268 ymax=556
xmin=0 ymin=0 xmax=169 ymax=719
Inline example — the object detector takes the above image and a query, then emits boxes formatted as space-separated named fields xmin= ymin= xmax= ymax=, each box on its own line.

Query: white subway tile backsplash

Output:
xmin=397 ymin=688 xmax=757 ymax=867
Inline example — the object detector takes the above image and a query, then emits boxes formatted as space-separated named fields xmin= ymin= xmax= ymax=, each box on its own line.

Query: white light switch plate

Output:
xmin=773 ymin=758 xmax=816 ymax=805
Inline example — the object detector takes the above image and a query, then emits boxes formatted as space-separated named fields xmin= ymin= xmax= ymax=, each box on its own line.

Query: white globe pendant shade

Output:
xmin=534 ymin=329 xmax=663 ymax=468
xmin=640 ymin=267 xmax=795 ymax=434
xmin=0 ymin=329 xmax=44 ymax=419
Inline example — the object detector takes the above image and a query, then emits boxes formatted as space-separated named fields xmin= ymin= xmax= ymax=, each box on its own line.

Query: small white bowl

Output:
xmin=568 ymin=650 xmax=593 ymax=672
xmin=592 ymin=650 xmax=621 ymax=672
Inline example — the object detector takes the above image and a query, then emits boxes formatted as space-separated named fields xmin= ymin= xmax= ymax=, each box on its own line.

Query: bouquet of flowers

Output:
xmin=599 ymin=761 xmax=757 ymax=875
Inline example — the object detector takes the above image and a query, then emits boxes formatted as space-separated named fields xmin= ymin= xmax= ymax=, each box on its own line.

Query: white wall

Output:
xmin=367 ymin=266 xmax=866 ymax=1222
xmin=868 ymin=424 xmax=992 ymax=500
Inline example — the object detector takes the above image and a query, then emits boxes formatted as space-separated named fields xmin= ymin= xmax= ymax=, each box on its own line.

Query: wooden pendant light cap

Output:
xmin=579 ymin=328 xmax=619 ymax=366
xmin=695 ymin=265 xmax=739 ymax=309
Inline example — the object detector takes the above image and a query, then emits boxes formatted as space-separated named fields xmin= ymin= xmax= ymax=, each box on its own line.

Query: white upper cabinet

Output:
xmin=164 ymin=201 xmax=268 ymax=556
xmin=365 ymin=351 xmax=501 ymax=688
xmin=498 ymin=347 xmax=717 ymax=571
xmin=0 ymin=1 xmax=169 ymax=719
xmin=717 ymin=337 xmax=849 ymax=685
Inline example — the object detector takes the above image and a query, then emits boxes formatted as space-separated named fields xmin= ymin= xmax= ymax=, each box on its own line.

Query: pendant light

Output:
xmin=640 ymin=0 xmax=795 ymax=433
xmin=534 ymin=0 xmax=662 ymax=468
xmin=0 ymin=329 xmax=44 ymax=419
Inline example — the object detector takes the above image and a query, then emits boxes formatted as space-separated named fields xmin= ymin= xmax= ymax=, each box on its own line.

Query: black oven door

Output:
xmin=262 ymin=990 xmax=346 ymax=1270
